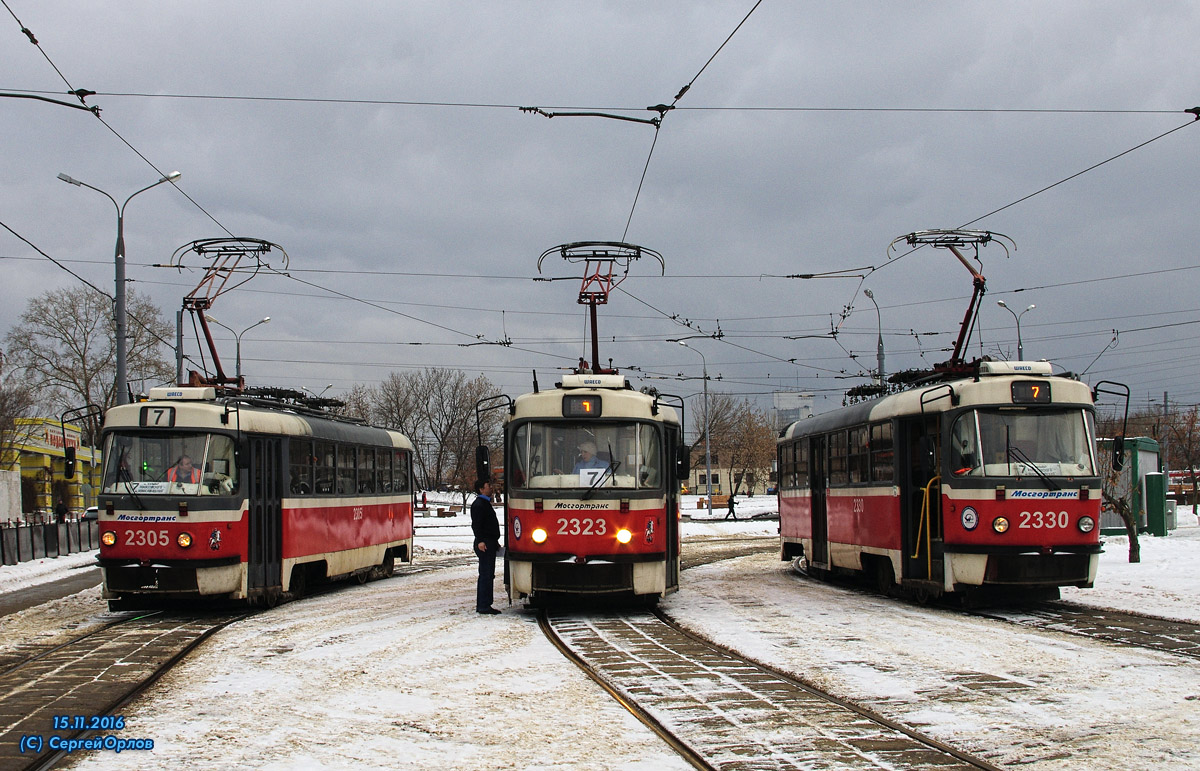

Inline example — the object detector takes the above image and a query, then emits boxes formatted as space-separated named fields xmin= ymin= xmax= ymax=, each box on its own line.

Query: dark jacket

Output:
xmin=471 ymin=494 xmax=501 ymax=550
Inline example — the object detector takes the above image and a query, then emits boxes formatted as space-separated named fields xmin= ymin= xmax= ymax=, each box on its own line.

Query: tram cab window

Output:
xmin=392 ymin=449 xmax=411 ymax=493
xmin=950 ymin=409 xmax=1096 ymax=478
xmin=511 ymin=421 xmax=664 ymax=491
xmin=102 ymin=432 xmax=238 ymax=495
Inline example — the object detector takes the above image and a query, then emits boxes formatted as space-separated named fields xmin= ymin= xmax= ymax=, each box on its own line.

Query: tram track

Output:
xmin=0 ymin=610 xmax=249 ymax=771
xmin=969 ymin=601 xmax=1200 ymax=662
xmin=540 ymin=608 xmax=1003 ymax=770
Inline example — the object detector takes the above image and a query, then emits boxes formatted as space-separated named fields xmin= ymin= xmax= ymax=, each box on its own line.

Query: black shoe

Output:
xmin=476 ymin=607 xmax=501 ymax=615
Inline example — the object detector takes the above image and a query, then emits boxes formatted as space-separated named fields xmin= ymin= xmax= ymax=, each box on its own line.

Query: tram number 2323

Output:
xmin=556 ymin=517 xmax=609 ymax=536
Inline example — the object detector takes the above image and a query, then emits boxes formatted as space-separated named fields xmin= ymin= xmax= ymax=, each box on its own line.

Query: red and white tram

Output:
xmin=96 ymin=386 xmax=414 ymax=609
xmin=496 ymin=374 xmax=686 ymax=604
xmin=778 ymin=360 xmax=1103 ymax=601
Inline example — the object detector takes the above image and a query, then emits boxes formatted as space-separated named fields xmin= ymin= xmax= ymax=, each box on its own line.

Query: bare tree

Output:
xmin=4 ymin=286 xmax=173 ymax=441
xmin=1098 ymin=441 xmax=1140 ymax=563
xmin=691 ymin=393 xmax=775 ymax=494
xmin=0 ymin=375 xmax=37 ymax=470
xmin=368 ymin=368 xmax=501 ymax=499
xmin=337 ymin=382 xmax=374 ymax=422
xmin=1163 ymin=406 xmax=1200 ymax=518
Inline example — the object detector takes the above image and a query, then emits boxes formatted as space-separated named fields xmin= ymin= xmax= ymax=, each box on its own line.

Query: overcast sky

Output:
xmin=3 ymin=1 xmax=1198 ymax=425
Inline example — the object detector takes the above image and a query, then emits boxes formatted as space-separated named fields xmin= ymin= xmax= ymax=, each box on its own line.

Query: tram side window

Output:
xmin=870 ymin=422 xmax=894 ymax=483
xmin=378 ymin=450 xmax=393 ymax=493
xmin=314 ymin=441 xmax=336 ymax=494
xmin=337 ymin=445 xmax=356 ymax=495
xmin=778 ymin=444 xmax=794 ymax=490
xmin=392 ymin=450 xmax=411 ymax=493
xmin=848 ymin=426 xmax=869 ymax=484
xmin=828 ymin=431 xmax=849 ymax=487
xmin=795 ymin=441 xmax=809 ymax=488
xmin=289 ymin=439 xmax=314 ymax=495
xmin=359 ymin=448 xmax=376 ymax=494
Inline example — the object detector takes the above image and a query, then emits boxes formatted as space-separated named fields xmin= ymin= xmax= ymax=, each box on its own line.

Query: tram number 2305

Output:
xmin=556 ymin=517 xmax=609 ymax=536
xmin=125 ymin=529 xmax=171 ymax=546
xmin=1019 ymin=510 xmax=1070 ymax=529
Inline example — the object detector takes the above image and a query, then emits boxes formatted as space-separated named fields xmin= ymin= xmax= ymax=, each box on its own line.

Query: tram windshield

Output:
xmin=509 ymin=421 xmax=663 ymax=491
xmin=101 ymin=432 xmax=238 ymax=495
xmin=949 ymin=409 xmax=1096 ymax=478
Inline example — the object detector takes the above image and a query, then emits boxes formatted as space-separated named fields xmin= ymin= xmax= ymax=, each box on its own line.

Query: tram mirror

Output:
xmin=475 ymin=445 xmax=491 ymax=483
xmin=1112 ymin=436 xmax=1126 ymax=472
xmin=64 ymin=446 xmax=76 ymax=480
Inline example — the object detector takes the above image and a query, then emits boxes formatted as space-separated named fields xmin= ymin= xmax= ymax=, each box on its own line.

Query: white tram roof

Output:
xmin=780 ymin=362 xmax=1093 ymax=440
xmin=106 ymin=389 xmax=413 ymax=450
xmin=512 ymin=383 xmax=680 ymax=425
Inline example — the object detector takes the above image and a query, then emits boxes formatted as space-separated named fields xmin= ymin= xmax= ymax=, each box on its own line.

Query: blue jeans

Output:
xmin=475 ymin=545 xmax=497 ymax=610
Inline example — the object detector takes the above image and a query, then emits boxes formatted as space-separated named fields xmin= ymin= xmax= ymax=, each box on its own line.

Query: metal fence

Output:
xmin=0 ymin=521 xmax=100 ymax=566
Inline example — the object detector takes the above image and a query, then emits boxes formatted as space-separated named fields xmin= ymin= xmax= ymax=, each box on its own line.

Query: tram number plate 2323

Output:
xmin=556 ymin=518 xmax=608 ymax=536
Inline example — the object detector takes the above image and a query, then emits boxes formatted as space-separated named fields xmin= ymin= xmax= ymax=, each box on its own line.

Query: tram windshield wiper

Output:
xmin=1007 ymin=443 xmax=1060 ymax=491
xmin=582 ymin=443 xmax=621 ymax=499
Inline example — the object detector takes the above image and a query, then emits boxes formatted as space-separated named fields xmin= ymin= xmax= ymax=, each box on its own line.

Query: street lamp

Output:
xmin=302 ymin=384 xmax=333 ymax=399
xmin=679 ymin=341 xmax=713 ymax=519
xmin=206 ymin=315 xmax=270 ymax=380
xmin=863 ymin=289 xmax=884 ymax=386
xmin=57 ymin=170 xmax=181 ymax=405
xmin=996 ymin=300 xmax=1035 ymax=360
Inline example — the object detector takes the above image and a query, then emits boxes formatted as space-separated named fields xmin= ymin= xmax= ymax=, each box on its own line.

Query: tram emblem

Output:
xmin=209 ymin=529 xmax=222 ymax=551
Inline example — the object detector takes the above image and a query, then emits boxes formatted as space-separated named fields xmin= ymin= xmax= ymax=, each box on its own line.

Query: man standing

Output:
xmin=471 ymin=478 xmax=502 ymax=615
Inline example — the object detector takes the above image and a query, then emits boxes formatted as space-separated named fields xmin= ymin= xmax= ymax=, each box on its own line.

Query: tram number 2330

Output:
xmin=556 ymin=517 xmax=609 ymax=536
xmin=1019 ymin=510 xmax=1070 ymax=529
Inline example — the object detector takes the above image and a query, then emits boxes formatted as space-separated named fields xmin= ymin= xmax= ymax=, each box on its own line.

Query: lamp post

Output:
xmin=996 ymin=300 xmax=1035 ymax=361
xmin=679 ymin=341 xmax=713 ymax=519
xmin=863 ymin=289 xmax=884 ymax=386
xmin=206 ymin=316 xmax=270 ymax=380
xmin=302 ymin=384 xmax=333 ymax=399
xmin=57 ymin=170 xmax=181 ymax=404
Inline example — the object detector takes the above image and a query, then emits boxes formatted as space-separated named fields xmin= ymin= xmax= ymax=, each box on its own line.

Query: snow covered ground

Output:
xmin=3 ymin=494 xmax=1198 ymax=769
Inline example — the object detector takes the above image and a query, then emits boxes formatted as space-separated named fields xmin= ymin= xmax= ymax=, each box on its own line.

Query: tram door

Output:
xmin=664 ymin=429 xmax=682 ymax=589
xmin=898 ymin=417 xmax=940 ymax=581
xmin=809 ymin=435 xmax=829 ymax=566
xmin=246 ymin=436 xmax=283 ymax=599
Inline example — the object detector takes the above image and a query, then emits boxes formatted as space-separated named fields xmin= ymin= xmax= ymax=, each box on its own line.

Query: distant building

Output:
xmin=771 ymin=391 xmax=814 ymax=433
xmin=0 ymin=418 xmax=101 ymax=521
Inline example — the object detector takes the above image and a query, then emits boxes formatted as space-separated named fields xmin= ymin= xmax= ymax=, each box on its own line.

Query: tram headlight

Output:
xmin=101 ymin=531 xmax=116 ymax=547
xmin=992 ymin=517 xmax=1010 ymax=534
xmin=616 ymin=528 xmax=633 ymax=544
xmin=531 ymin=528 xmax=548 ymax=544
xmin=177 ymin=532 xmax=193 ymax=548
xmin=1077 ymin=516 xmax=1096 ymax=534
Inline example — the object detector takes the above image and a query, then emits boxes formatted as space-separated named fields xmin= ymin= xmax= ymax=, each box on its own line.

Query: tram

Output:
xmin=95 ymin=386 xmax=414 ymax=609
xmin=489 ymin=373 xmax=686 ymax=604
xmin=778 ymin=360 xmax=1104 ymax=601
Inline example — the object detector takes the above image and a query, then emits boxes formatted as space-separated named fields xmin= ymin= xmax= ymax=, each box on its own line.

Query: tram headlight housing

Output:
xmin=531 ymin=528 xmax=548 ymax=544
xmin=177 ymin=532 xmax=193 ymax=548
xmin=616 ymin=528 xmax=632 ymax=544
xmin=992 ymin=516 xmax=1010 ymax=534
xmin=1077 ymin=516 xmax=1096 ymax=533
xmin=101 ymin=531 xmax=116 ymax=547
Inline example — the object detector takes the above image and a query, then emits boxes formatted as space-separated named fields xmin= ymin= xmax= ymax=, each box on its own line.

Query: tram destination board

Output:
xmin=562 ymin=395 xmax=602 ymax=418
xmin=1011 ymin=381 xmax=1051 ymax=404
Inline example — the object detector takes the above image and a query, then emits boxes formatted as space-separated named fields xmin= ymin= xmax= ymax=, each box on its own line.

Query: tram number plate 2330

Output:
xmin=1019 ymin=510 xmax=1070 ymax=529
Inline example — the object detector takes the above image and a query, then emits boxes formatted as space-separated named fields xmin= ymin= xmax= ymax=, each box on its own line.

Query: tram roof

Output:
xmin=103 ymin=389 xmax=413 ymax=450
xmin=780 ymin=364 xmax=1094 ymax=441
xmin=512 ymin=385 xmax=680 ymax=425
